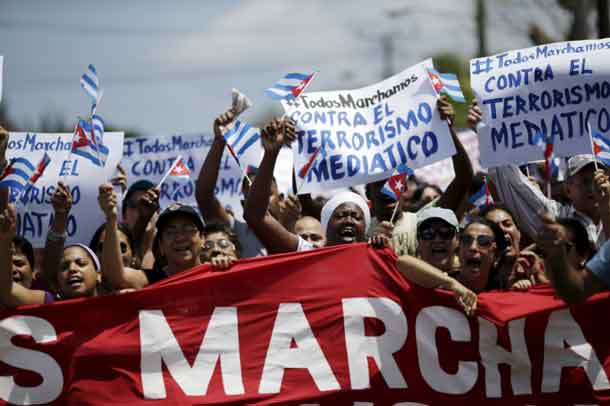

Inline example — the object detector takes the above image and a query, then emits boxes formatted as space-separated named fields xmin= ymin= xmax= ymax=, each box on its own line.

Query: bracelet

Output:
xmin=47 ymin=228 xmax=67 ymax=242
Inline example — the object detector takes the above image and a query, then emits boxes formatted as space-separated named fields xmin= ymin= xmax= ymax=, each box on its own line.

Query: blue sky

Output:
xmin=0 ymin=0 xmax=572 ymax=135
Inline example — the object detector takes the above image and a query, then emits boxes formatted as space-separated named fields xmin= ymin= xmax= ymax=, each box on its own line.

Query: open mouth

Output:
xmin=430 ymin=246 xmax=449 ymax=257
xmin=11 ymin=272 xmax=23 ymax=283
xmin=67 ymin=274 xmax=84 ymax=289
xmin=464 ymin=257 xmax=482 ymax=269
xmin=174 ymin=245 xmax=192 ymax=254
xmin=338 ymin=225 xmax=357 ymax=241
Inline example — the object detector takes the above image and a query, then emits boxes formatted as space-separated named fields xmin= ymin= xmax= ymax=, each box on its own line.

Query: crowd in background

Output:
xmin=1 ymin=95 xmax=610 ymax=315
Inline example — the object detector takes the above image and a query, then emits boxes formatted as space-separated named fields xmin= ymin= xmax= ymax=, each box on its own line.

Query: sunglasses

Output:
xmin=460 ymin=234 xmax=494 ymax=247
xmin=419 ymin=227 xmax=456 ymax=241
xmin=203 ymin=239 xmax=233 ymax=250
xmin=97 ymin=241 xmax=129 ymax=254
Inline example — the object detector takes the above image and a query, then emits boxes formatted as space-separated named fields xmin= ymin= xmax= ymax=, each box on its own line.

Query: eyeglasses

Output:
xmin=203 ymin=239 xmax=233 ymax=250
xmin=460 ymin=234 xmax=494 ymax=247
xmin=418 ymin=227 xmax=456 ymax=241
xmin=163 ymin=226 xmax=199 ymax=240
xmin=97 ymin=241 xmax=129 ymax=254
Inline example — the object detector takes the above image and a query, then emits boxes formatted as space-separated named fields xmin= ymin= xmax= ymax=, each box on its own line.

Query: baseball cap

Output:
xmin=156 ymin=203 xmax=205 ymax=233
xmin=567 ymin=154 xmax=607 ymax=177
xmin=417 ymin=207 xmax=459 ymax=230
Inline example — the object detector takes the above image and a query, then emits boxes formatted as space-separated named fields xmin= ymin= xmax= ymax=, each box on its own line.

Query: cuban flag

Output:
xmin=223 ymin=120 xmax=262 ymax=169
xmin=264 ymin=72 xmax=317 ymax=101
xmin=0 ymin=157 xmax=36 ymax=192
xmin=592 ymin=130 xmax=610 ymax=166
xmin=20 ymin=153 xmax=52 ymax=204
xmin=380 ymin=163 xmax=414 ymax=201
xmin=80 ymin=64 xmax=102 ymax=114
xmin=298 ymin=143 xmax=327 ymax=179
xmin=532 ymin=131 xmax=555 ymax=181
xmin=72 ymin=119 xmax=109 ymax=167
xmin=469 ymin=181 xmax=492 ymax=209
xmin=160 ymin=156 xmax=192 ymax=199
xmin=427 ymin=68 xmax=466 ymax=103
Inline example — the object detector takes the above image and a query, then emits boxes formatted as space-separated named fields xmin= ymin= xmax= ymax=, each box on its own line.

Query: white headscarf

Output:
xmin=65 ymin=243 xmax=101 ymax=273
xmin=320 ymin=191 xmax=371 ymax=236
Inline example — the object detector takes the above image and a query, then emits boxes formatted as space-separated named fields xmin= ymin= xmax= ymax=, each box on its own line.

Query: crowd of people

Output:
xmin=1 ymin=95 xmax=610 ymax=315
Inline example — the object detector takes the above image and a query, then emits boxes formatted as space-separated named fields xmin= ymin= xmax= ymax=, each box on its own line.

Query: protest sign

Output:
xmin=283 ymin=59 xmax=456 ymax=194
xmin=1 ymin=244 xmax=609 ymax=405
xmin=6 ymin=132 xmax=123 ymax=248
xmin=415 ymin=129 xmax=482 ymax=190
xmin=470 ymin=37 xmax=610 ymax=168
xmin=121 ymin=133 xmax=262 ymax=218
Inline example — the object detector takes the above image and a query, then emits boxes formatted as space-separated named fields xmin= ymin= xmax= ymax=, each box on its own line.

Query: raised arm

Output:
xmin=195 ymin=110 xmax=235 ymax=224
xmin=539 ymin=213 xmax=607 ymax=304
xmin=41 ymin=182 xmax=72 ymax=289
xmin=437 ymin=96 xmax=474 ymax=215
xmin=98 ymin=183 xmax=149 ymax=290
xmin=132 ymin=186 xmax=159 ymax=263
xmin=243 ymin=118 xmax=301 ymax=253
xmin=0 ymin=205 xmax=46 ymax=307
xmin=396 ymin=254 xmax=477 ymax=315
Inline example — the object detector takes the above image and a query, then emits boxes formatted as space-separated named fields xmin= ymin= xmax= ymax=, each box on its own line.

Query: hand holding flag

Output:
xmin=383 ymin=163 xmax=414 ymax=223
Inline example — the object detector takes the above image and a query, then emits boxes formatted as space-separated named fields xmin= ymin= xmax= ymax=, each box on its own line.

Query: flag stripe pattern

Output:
xmin=223 ymin=120 xmax=261 ymax=166
xmin=0 ymin=158 xmax=36 ymax=191
xmin=298 ymin=144 xmax=327 ymax=179
xmin=427 ymin=68 xmax=466 ymax=103
xmin=72 ymin=119 xmax=109 ymax=167
xmin=264 ymin=72 xmax=315 ymax=101
xmin=80 ymin=64 xmax=100 ymax=105
xmin=592 ymin=131 xmax=610 ymax=166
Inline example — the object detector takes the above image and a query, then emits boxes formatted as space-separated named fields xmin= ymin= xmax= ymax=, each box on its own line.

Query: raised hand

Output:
xmin=52 ymin=182 xmax=73 ymax=215
xmin=370 ymin=221 xmax=394 ymax=249
xmin=98 ymin=183 xmax=118 ymax=220
xmin=0 ymin=204 xmax=16 ymax=241
xmin=110 ymin=164 xmax=128 ymax=194
xmin=467 ymin=100 xmax=483 ymax=131
xmin=261 ymin=117 xmax=297 ymax=153
xmin=278 ymin=194 xmax=301 ymax=230
xmin=537 ymin=211 xmax=568 ymax=256
xmin=593 ymin=169 xmax=610 ymax=204
xmin=213 ymin=109 xmax=236 ymax=140
xmin=137 ymin=187 xmax=160 ymax=219
xmin=437 ymin=95 xmax=455 ymax=124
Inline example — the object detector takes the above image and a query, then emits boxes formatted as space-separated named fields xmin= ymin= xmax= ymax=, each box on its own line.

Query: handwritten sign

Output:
xmin=6 ymin=132 xmax=124 ymax=247
xmin=122 ymin=133 xmax=261 ymax=218
xmin=470 ymin=38 xmax=610 ymax=167
xmin=283 ymin=59 xmax=456 ymax=194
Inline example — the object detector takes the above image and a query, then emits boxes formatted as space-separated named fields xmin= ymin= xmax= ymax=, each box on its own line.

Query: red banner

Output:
xmin=1 ymin=244 xmax=610 ymax=405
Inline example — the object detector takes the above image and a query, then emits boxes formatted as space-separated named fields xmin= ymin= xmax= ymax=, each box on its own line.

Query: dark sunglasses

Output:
xmin=418 ymin=227 xmax=456 ymax=241
xmin=97 ymin=241 xmax=129 ymax=254
xmin=460 ymin=234 xmax=494 ymax=247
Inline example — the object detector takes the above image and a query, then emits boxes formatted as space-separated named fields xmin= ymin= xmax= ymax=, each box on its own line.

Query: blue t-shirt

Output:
xmin=586 ymin=239 xmax=610 ymax=288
